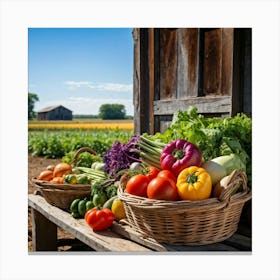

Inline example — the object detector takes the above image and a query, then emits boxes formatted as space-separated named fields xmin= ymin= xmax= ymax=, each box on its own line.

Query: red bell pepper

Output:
xmin=160 ymin=139 xmax=202 ymax=176
xmin=85 ymin=207 xmax=115 ymax=231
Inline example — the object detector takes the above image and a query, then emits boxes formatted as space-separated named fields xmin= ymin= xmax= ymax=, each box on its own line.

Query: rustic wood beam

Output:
xmin=153 ymin=96 xmax=231 ymax=115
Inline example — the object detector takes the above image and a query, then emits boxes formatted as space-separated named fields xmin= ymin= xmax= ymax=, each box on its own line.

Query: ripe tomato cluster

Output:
xmin=125 ymin=166 xmax=178 ymax=201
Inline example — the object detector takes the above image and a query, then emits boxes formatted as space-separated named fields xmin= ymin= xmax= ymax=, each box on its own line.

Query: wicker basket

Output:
xmin=118 ymin=169 xmax=252 ymax=245
xmin=31 ymin=147 xmax=97 ymax=210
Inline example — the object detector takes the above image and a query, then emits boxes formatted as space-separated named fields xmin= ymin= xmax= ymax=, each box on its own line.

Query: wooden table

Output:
xmin=28 ymin=194 xmax=252 ymax=252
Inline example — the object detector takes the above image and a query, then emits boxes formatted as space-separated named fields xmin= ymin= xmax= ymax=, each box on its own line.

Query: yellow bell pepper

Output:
xmin=176 ymin=166 xmax=212 ymax=200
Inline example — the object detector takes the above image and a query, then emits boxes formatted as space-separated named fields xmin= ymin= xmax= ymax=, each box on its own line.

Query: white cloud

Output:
xmin=64 ymin=81 xmax=133 ymax=92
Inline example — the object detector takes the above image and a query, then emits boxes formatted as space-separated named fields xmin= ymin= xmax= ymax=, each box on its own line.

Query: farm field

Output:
xmin=28 ymin=119 xmax=134 ymax=158
xmin=28 ymin=119 xmax=134 ymax=131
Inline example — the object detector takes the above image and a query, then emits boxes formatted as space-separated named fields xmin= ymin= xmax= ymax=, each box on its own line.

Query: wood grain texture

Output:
xmin=133 ymin=28 xmax=251 ymax=134
xmin=221 ymin=28 xmax=234 ymax=97
xmin=31 ymin=208 xmax=57 ymax=251
xmin=148 ymin=28 xmax=155 ymax=134
xmin=154 ymin=96 xmax=231 ymax=115
xmin=177 ymin=28 xmax=199 ymax=98
xmin=203 ymin=28 xmax=223 ymax=95
xmin=112 ymin=222 xmax=249 ymax=252
xmin=28 ymin=194 xmax=151 ymax=252
xmin=160 ymin=28 xmax=178 ymax=99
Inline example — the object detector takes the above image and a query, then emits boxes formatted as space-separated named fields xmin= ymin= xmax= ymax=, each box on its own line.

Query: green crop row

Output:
xmin=28 ymin=129 xmax=133 ymax=158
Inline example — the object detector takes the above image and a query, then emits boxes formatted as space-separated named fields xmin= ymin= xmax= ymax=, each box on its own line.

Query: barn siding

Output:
xmin=37 ymin=105 xmax=72 ymax=120
xmin=133 ymin=28 xmax=252 ymax=134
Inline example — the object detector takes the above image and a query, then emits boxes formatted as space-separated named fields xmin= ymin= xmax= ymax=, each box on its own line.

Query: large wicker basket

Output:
xmin=118 ymin=169 xmax=252 ymax=245
xmin=31 ymin=147 xmax=97 ymax=210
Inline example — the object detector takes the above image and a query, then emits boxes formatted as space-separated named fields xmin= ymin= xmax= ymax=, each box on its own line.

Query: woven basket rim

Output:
xmin=41 ymin=188 xmax=90 ymax=194
xmin=31 ymin=177 xmax=91 ymax=190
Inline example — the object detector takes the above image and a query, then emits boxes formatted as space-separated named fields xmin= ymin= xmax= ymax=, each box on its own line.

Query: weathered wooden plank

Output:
xmin=177 ymin=28 xmax=199 ymax=98
xmin=153 ymin=28 xmax=160 ymax=102
xmin=148 ymin=28 xmax=155 ymax=134
xmin=31 ymin=208 xmax=57 ymax=251
xmin=112 ymin=222 xmax=241 ymax=252
xmin=221 ymin=28 xmax=234 ymax=97
xmin=203 ymin=28 xmax=222 ymax=95
xmin=28 ymin=194 xmax=151 ymax=252
xmin=153 ymin=96 xmax=231 ymax=115
xmin=160 ymin=28 xmax=178 ymax=100
xmin=111 ymin=222 xmax=168 ymax=251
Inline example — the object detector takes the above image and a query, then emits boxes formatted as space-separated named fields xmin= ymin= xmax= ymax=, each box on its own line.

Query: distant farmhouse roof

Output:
xmin=37 ymin=105 xmax=72 ymax=113
xmin=37 ymin=105 xmax=73 ymax=120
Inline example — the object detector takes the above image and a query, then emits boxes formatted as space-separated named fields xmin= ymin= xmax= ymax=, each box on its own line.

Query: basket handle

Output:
xmin=72 ymin=147 xmax=98 ymax=167
xmin=218 ymin=169 xmax=248 ymax=203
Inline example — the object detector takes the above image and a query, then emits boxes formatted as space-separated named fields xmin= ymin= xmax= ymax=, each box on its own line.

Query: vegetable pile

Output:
xmin=34 ymin=106 xmax=252 ymax=233
xmin=140 ymin=106 xmax=252 ymax=187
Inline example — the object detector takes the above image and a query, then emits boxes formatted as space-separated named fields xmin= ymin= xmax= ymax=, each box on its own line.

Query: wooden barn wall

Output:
xmin=38 ymin=107 xmax=72 ymax=120
xmin=133 ymin=28 xmax=252 ymax=135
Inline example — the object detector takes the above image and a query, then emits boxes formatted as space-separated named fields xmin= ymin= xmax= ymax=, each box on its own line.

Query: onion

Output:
xmin=212 ymin=175 xmax=231 ymax=198
xmin=129 ymin=162 xmax=143 ymax=170
xmin=202 ymin=154 xmax=245 ymax=185
xmin=202 ymin=161 xmax=227 ymax=186
xmin=46 ymin=165 xmax=55 ymax=171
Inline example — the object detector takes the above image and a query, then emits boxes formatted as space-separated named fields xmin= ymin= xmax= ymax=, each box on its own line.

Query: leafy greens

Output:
xmin=148 ymin=106 xmax=252 ymax=186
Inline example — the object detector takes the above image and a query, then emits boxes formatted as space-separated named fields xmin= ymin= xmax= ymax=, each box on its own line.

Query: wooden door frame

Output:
xmin=133 ymin=28 xmax=250 ymax=134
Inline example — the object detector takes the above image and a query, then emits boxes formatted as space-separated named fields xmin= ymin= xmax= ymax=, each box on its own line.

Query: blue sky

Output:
xmin=28 ymin=28 xmax=134 ymax=116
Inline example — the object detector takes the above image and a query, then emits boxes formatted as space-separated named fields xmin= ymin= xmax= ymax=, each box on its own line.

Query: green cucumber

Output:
xmin=86 ymin=200 xmax=95 ymax=212
xmin=78 ymin=199 xmax=87 ymax=217
xmin=103 ymin=195 xmax=118 ymax=210
xmin=93 ymin=193 xmax=107 ymax=207
xmin=70 ymin=198 xmax=81 ymax=213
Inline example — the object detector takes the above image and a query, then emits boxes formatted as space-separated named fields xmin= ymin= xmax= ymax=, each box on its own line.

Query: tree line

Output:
xmin=28 ymin=93 xmax=133 ymax=120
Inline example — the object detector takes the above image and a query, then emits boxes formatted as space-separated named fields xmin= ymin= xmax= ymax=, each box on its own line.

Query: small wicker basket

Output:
xmin=118 ymin=169 xmax=251 ymax=245
xmin=32 ymin=147 xmax=97 ymax=210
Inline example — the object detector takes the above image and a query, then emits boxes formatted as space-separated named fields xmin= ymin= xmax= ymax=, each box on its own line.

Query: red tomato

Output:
xmin=147 ymin=176 xmax=178 ymax=200
xmin=157 ymin=170 xmax=177 ymax=183
xmin=85 ymin=208 xmax=114 ymax=231
xmin=126 ymin=174 xmax=149 ymax=197
xmin=145 ymin=166 xmax=160 ymax=182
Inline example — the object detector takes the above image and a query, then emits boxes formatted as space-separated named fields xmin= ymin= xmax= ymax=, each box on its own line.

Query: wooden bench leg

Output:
xmin=31 ymin=208 xmax=57 ymax=251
